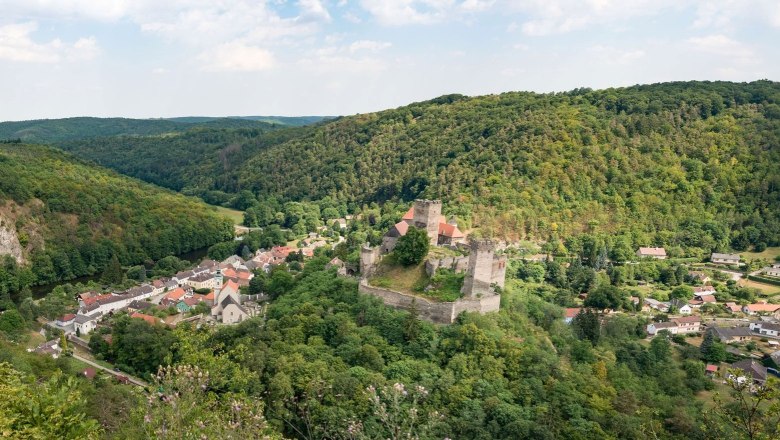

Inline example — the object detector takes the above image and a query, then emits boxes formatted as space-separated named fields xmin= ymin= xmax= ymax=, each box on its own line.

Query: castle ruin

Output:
xmin=359 ymin=200 xmax=505 ymax=324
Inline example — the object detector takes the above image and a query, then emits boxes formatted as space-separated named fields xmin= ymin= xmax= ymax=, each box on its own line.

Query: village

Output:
xmin=25 ymin=199 xmax=780 ymax=393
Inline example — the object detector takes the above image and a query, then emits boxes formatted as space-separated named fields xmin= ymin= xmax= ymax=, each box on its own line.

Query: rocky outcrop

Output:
xmin=0 ymin=217 xmax=24 ymax=264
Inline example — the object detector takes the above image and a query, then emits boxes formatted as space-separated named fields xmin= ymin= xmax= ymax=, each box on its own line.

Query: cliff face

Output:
xmin=0 ymin=217 xmax=24 ymax=264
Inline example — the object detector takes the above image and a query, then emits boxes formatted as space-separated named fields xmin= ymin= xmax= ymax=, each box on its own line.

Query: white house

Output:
xmin=669 ymin=299 xmax=692 ymax=315
xmin=636 ymin=247 xmax=667 ymax=259
xmin=74 ymin=313 xmax=100 ymax=335
xmin=646 ymin=316 xmax=701 ymax=336
xmin=185 ymin=273 xmax=220 ymax=290
xmin=711 ymin=253 xmax=740 ymax=265
xmin=763 ymin=264 xmax=780 ymax=278
xmin=692 ymin=286 xmax=717 ymax=296
xmin=749 ymin=321 xmax=780 ymax=337
xmin=644 ymin=298 xmax=669 ymax=312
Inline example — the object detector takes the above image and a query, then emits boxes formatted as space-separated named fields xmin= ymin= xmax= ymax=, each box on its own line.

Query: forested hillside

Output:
xmin=44 ymin=81 xmax=780 ymax=252
xmin=0 ymin=116 xmax=279 ymax=143
xmin=0 ymin=143 xmax=233 ymax=299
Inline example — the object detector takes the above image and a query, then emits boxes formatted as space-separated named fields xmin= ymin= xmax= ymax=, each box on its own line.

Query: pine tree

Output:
xmin=101 ymin=254 xmax=124 ymax=285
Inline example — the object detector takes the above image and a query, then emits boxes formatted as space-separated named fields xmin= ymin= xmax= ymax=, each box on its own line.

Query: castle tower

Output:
xmin=461 ymin=239 xmax=496 ymax=298
xmin=412 ymin=199 xmax=442 ymax=246
xmin=360 ymin=244 xmax=380 ymax=278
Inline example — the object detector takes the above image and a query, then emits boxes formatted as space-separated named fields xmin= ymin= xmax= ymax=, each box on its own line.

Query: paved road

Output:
xmin=71 ymin=353 xmax=147 ymax=387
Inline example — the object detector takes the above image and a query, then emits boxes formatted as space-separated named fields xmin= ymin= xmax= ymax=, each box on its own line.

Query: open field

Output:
xmin=739 ymin=279 xmax=780 ymax=296
xmin=740 ymin=246 xmax=780 ymax=261
xmin=209 ymin=205 xmax=244 ymax=225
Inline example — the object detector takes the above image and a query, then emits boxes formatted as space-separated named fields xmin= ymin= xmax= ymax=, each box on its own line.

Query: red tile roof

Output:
xmin=131 ymin=312 xmax=159 ymax=326
xmin=745 ymin=303 xmax=780 ymax=312
xmin=58 ymin=313 xmax=76 ymax=322
xmin=82 ymin=294 xmax=112 ymax=306
xmin=565 ymin=308 xmax=581 ymax=319
xmin=162 ymin=288 xmax=186 ymax=304
xmin=438 ymin=222 xmax=464 ymax=238
xmin=402 ymin=207 xmax=415 ymax=220
xmin=706 ymin=364 xmax=718 ymax=372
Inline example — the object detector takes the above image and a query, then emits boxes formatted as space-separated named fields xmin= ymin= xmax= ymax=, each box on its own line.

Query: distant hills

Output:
xmin=165 ymin=115 xmax=334 ymax=126
xmin=0 ymin=142 xmax=233 ymax=288
xmin=0 ymin=115 xmax=332 ymax=144
xmin=6 ymin=81 xmax=780 ymax=250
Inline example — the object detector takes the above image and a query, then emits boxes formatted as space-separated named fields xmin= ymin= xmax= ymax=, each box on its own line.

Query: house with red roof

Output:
xmin=563 ymin=308 xmax=581 ymax=324
xmin=131 ymin=312 xmax=162 ymax=326
xmin=160 ymin=287 xmax=189 ymax=306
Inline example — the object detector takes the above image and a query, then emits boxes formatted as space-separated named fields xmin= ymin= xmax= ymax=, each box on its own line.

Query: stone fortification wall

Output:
xmin=425 ymin=256 xmax=469 ymax=277
xmin=358 ymin=280 xmax=500 ymax=324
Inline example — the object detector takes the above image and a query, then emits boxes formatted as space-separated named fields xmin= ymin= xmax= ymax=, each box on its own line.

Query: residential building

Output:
xmin=669 ymin=298 xmax=692 ymax=315
xmin=186 ymin=272 xmax=220 ymax=290
xmin=749 ymin=321 xmax=780 ymax=337
xmin=131 ymin=312 xmax=162 ymax=326
xmin=763 ymin=264 xmax=780 ymax=278
xmin=644 ymin=298 xmax=669 ymax=312
xmin=564 ymin=308 xmax=581 ymax=324
xmin=28 ymin=339 xmax=62 ymax=358
xmin=636 ymin=247 xmax=667 ymax=259
xmin=711 ymin=253 xmax=740 ymax=265
xmin=673 ymin=316 xmax=701 ymax=333
xmin=729 ymin=359 xmax=768 ymax=385
xmin=647 ymin=316 xmax=701 ymax=335
xmin=707 ymin=326 xmax=753 ymax=343
xmin=74 ymin=313 xmax=100 ymax=335
xmin=742 ymin=303 xmax=780 ymax=316
xmin=693 ymin=286 xmax=717 ymax=296
xmin=161 ymin=287 xmax=189 ymax=307
xmin=55 ymin=313 xmax=76 ymax=327
xmin=724 ymin=302 xmax=742 ymax=314
xmin=688 ymin=271 xmax=712 ymax=284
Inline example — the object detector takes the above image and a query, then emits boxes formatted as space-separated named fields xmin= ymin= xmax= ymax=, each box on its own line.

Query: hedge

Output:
xmin=746 ymin=274 xmax=780 ymax=286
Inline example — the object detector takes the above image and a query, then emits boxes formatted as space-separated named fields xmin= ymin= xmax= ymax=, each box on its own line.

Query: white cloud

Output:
xmin=199 ymin=43 xmax=276 ymax=72
xmin=693 ymin=0 xmax=780 ymax=29
xmin=0 ymin=21 xmax=99 ymax=63
xmin=512 ymin=0 xmax=683 ymax=36
xmin=687 ymin=34 xmax=756 ymax=64
xmin=349 ymin=40 xmax=392 ymax=53
xmin=588 ymin=45 xmax=645 ymax=64
xmin=298 ymin=0 xmax=332 ymax=22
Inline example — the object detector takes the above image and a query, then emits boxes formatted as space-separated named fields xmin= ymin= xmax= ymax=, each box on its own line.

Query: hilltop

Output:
xmin=0 ymin=142 xmax=233 ymax=298
xmin=43 ymin=80 xmax=780 ymax=252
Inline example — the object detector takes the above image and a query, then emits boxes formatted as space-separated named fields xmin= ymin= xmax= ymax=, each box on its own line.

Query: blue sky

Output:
xmin=1 ymin=0 xmax=778 ymax=120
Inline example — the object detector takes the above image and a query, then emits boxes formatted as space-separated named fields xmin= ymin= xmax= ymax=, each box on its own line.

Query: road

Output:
xmin=71 ymin=353 xmax=147 ymax=387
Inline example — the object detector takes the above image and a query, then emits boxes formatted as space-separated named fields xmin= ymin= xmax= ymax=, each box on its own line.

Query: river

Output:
xmin=31 ymin=246 xmax=211 ymax=299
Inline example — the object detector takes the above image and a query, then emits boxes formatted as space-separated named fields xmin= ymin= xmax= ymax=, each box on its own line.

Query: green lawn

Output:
xmin=739 ymin=279 xmax=780 ymax=296
xmin=368 ymin=253 xmax=464 ymax=302
xmin=209 ymin=205 xmax=244 ymax=225
xmin=740 ymin=246 xmax=780 ymax=261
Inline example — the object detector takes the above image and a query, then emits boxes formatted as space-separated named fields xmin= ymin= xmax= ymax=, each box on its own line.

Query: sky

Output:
xmin=0 ymin=0 xmax=778 ymax=120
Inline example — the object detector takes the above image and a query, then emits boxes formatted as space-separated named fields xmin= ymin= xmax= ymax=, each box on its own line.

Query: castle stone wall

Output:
xmin=425 ymin=256 xmax=470 ymax=277
xmin=358 ymin=279 xmax=500 ymax=324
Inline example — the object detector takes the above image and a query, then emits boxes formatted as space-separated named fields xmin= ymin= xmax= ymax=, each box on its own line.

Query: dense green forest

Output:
xmin=43 ymin=81 xmax=780 ymax=252
xmin=165 ymin=115 xmax=332 ymax=126
xmin=0 ymin=116 xmax=282 ymax=143
xmin=3 ymin=257 xmax=777 ymax=439
xmin=0 ymin=143 xmax=233 ymax=302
